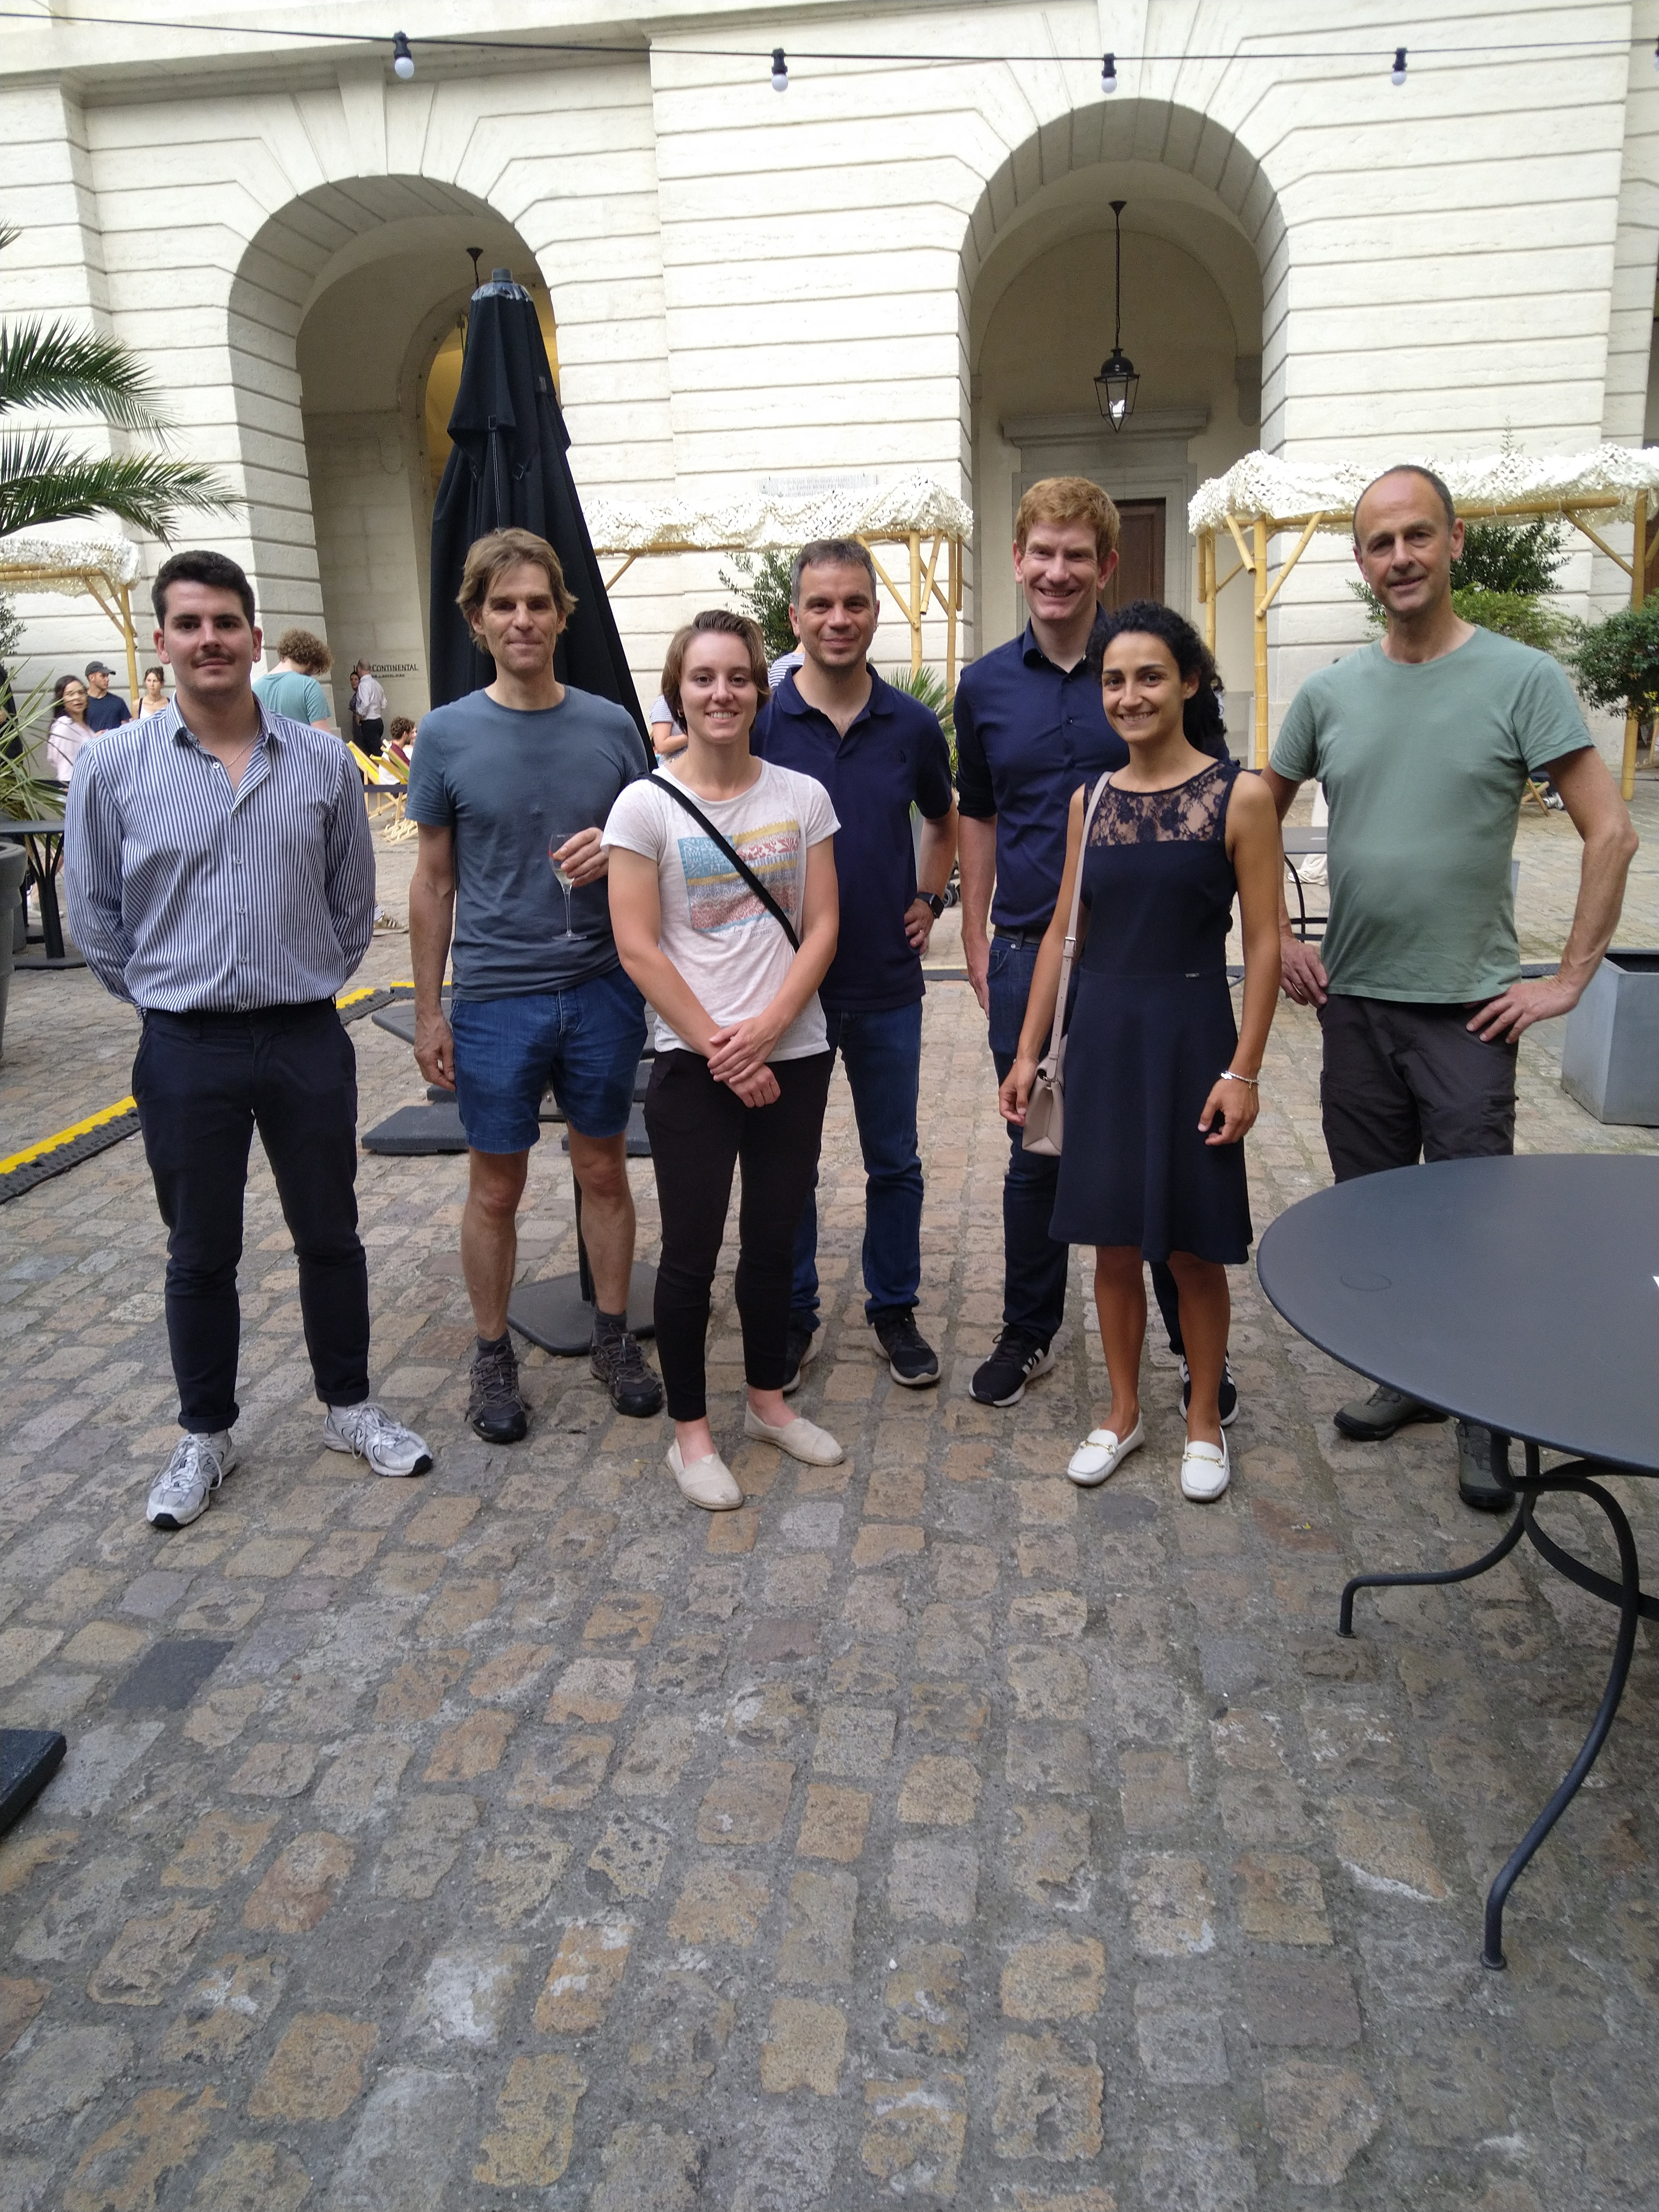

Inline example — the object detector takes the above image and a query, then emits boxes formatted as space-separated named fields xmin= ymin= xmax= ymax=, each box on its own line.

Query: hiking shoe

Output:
xmin=146 ymin=1430 xmax=236 ymax=1530
xmin=1457 ymin=1420 xmax=1513 ymax=1513
xmin=591 ymin=1329 xmax=664 ymax=1418
xmin=782 ymin=1319 xmax=820 ymax=1396
xmin=872 ymin=1308 xmax=940 ymax=1389
xmin=1333 ymin=1382 xmax=1447 ymax=1442
xmin=324 ymin=1401 xmax=433 ymax=1477
xmin=971 ymin=1327 xmax=1054 ymax=1408
xmin=1180 ymin=1356 xmax=1240 ymax=1429
xmin=467 ymin=1338 xmax=529 ymax=1444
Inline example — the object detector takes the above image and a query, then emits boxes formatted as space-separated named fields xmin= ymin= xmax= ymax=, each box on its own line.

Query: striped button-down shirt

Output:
xmin=64 ymin=701 xmax=376 ymax=1011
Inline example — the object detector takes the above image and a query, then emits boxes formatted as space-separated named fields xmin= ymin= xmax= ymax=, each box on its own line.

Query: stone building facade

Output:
xmin=4 ymin=2 xmax=1656 ymax=737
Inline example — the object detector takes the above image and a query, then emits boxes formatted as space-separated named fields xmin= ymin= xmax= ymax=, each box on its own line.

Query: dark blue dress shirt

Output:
xmin=752 ymin=668 xmax=954 ymax=1014
xmin=953 ymin=612 xmax=1129 ymax=933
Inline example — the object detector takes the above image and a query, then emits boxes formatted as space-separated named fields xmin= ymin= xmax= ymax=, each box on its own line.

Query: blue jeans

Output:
xmin=791 ymin=1001 xmax=924 ymax=1328
xmin=987 ymin=934 xmax=1184 ymax=1350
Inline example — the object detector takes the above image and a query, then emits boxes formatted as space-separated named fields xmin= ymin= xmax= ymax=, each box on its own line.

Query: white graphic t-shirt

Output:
xmin=602 ymin=758 xmax=839 ymax=1059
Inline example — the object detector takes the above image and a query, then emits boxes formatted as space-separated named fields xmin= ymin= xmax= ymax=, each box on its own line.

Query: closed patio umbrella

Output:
xmin=427 ymin=269 xmax=647 ymax=752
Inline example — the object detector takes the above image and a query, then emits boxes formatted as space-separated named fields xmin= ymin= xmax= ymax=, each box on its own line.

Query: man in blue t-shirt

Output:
xmin=82 ymin=661 xmax=131 ymax=731
xmin=407 ymin=528 xmax=662 ymax=1438
xmin=752 ymin=538 xmax=957 ymax=1388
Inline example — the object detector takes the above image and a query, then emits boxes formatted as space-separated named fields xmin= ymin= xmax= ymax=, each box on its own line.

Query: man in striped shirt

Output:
xmin=65 ymin=548 xmax=433 ymax=1532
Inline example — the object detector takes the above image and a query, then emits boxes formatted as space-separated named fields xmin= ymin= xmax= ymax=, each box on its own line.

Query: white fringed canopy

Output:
xmin=0 ymin=531 xmax=143 ymax=696
xmin=1188 ymin=445 xmax=1658 ymax=791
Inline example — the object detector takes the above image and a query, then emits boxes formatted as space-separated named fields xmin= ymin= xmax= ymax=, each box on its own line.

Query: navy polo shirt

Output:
xmin=752 ymin=668 xmax=954 ymax=1013
xmin=954 ymin=612 xmax=1128 ymax=933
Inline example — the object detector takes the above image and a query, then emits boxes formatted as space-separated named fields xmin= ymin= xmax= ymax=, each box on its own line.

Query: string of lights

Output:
xmin=0 ymin=7 xmax=1655 ymax=89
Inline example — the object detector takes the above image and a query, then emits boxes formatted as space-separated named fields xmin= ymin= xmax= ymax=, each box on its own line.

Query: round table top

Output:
xmin=1256 ymin=1155 xmax=1659 ymax=1476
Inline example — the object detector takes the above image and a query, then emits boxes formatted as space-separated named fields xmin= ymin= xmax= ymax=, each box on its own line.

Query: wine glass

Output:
xmin=548 ymin=829 xmax=585 ymax=938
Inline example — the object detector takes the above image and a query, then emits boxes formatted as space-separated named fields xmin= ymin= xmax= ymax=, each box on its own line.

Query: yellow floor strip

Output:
xmin=0 ymin=1094 xmax=137 ymax=1176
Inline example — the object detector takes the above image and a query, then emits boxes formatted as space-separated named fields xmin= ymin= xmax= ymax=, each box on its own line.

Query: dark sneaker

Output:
xmin=1180 ymin=1355 xmax=1239 ymax=1429
xmin=591 ymin=1329 xmax=664 ymax=1418
xmin=1457 ymin=1420 xmax=1513 ymax=1513
xmin=468 ymin=1338 xmax=529 ymax=1444
xmin=1333 ymin=1382 xmax=1447 ymax=1442
xmin=971 ymin=1327 xmax=1053 ymax=1408
xmin=782 ymin=1320 xmax=820 ymax=1397
xmin=872 ymin=1308 xmax=940 ymax=1389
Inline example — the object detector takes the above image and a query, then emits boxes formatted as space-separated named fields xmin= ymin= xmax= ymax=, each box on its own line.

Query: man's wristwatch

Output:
xmin=919 ymin=892 xmax=947 ymax=919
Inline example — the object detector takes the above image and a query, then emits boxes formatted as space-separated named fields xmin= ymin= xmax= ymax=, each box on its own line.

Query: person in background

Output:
xmin=1267 ymin=464 xmax=1638 ymax=1510
xmin=48 ymin=674 xmax=95 ymax=781
xmin=82 ymin=660 xmax=131 ymax=731
xmin=648 ymin=691 xmax=687 ymax=762
xmin=386 ymin=714 xmax=417 ymax=765
xmin=751 ymin=537 xmax=957 ymax=1391
xmin=0 ymin=663 xmax=16 ymax=760
xmin=353 ymin=660 xmax=388 ymax=755
xmin=64 ymin=546 xmax=434 ymax=1533
xmin=137 ymin=665 xmax=171 ymax=719
xmin=606 ymin=608 xmax=844 ymax=1510
xmin=253 ymin=629 xmax=337 ymax=732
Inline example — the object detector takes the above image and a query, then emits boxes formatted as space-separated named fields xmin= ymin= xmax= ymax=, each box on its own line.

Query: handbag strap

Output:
xmin=1039 ymin=773 xmax=1112 ymax=1075
xmin=647 ymin=771 xmax=800 ymax=951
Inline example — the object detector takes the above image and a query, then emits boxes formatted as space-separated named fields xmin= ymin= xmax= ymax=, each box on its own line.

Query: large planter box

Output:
xmin=1561 ymin=951 xmax=1659 ymax=1126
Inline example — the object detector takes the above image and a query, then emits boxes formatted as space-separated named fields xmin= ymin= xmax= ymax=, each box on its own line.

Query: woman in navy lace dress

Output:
xmin=1000 ymin=603 xmax=1282 ymax=1502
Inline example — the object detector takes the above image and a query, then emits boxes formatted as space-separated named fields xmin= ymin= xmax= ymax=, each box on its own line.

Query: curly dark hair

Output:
xmin=1089 ymin=599 xmax=1228 ymax=759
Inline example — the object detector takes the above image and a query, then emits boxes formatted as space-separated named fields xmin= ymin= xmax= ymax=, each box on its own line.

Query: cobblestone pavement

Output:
xmin=0 ymin=786 xmax=1654 ymax=2210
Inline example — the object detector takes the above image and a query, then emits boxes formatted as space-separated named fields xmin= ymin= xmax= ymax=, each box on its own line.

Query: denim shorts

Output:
xmin=450 ymin=968 xmax=646 ymax=1153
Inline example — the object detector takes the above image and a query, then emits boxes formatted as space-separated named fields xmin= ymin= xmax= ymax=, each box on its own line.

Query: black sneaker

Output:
xmin=1457 ymin=1420 xmax=1513 ymax=1513
xmin=1333 ymin=1382 xmax=1447 ymax=1442
xmin=782 ymin=1320 xmax=819 ymax=1397
xmin=590 ymin=1330 xmax=664 ymax=1418
xmin=971 ymin=1327 xmax=1054 ymax=1408
xmin=468 ymin=1338 xmax=529 ymax=1444
xmin=872 ymin=1309 xmax=940 ymax=1389
xmin=1180 ymin=1356 xmax=1239 ymax=1429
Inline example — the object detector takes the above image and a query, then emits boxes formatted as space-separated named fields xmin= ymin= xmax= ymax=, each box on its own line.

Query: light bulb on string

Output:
xmin=1101 ymin=52 xmax=1118 ymax=94
xmin=392 ymin=31 xmax=414 ymax=78
xmin=1391 ymin=46 xmax=1407 ymax=87
xmin=771 ymin=48 xmax=788 ymax=93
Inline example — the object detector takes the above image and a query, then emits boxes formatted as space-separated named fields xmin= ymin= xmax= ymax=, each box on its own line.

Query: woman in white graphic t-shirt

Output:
xmin=605 ymin=609 xmax=844 ymax=1512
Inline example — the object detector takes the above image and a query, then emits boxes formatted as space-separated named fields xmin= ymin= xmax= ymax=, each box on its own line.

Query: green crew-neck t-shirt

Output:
xmin=1271 ymin=628 xmax=1592 ymax=1003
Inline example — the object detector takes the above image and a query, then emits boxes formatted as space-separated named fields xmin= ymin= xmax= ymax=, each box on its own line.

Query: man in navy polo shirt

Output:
xmin=752 ymin=537 xmax=957 ymax=1387
xmin=957 ymin=477 xmax=1218 ymax=1414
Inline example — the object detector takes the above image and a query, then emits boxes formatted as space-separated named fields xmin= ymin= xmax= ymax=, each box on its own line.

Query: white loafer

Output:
xmin=667 ymin=1442 xmax=743 ymax=1511
xmin=1180 ymin=1435 xmax=1231 ymax=1502
xmin=1066 ymin=1416 xmax=1144 ymax=1487
xmin=742 ymin=1407 xmax=845 ymax=1466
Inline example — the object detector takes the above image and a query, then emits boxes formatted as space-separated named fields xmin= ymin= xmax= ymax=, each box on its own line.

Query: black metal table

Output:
xmin=5 ymin=817 xmax=82 ymax=968
xmin=1256 ymin=1154 xmax=1659 ymax=1968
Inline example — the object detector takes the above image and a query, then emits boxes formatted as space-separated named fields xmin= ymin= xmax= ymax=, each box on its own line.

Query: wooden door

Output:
xmin=1104 ymin=499 xmax=1166 ymax=607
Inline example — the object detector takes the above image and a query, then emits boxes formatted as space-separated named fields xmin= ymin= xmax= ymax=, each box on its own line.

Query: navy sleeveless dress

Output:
xmin=1049 ymin=757 xmax=1253 ymax=1264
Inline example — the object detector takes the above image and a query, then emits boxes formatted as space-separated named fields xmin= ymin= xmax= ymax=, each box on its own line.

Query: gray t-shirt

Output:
xmin=1272 ymin=628 xmax=1592 ymax=1003
xmin=407 ymin=684 xmax=648 ymax=998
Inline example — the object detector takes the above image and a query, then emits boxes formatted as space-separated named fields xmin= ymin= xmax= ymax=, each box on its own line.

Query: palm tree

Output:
xmin=0 ymin=225 xmax=236 ymax=541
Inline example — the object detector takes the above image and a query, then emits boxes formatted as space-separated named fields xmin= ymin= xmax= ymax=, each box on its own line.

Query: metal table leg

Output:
xmin=1339 ymin=1437 xmax=1650 ymax=1971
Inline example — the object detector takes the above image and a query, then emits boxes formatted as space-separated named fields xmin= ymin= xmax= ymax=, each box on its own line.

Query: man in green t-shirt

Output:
xmin=1266 ymin=464 xmax=1638 ymax=1509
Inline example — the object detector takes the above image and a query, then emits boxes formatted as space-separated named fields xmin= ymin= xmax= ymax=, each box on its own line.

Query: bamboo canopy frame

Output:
xmin=0 ymin=551 xmax=141 ymax=704
xmin=1192 ymin=450 xmax=1659 ymax=799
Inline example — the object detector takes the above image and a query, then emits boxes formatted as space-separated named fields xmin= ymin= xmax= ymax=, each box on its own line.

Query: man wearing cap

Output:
xmin=82 ymin=661 xmax=131 ymax=731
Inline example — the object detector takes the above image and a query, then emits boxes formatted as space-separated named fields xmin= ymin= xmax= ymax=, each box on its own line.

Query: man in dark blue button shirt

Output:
xmin=956 ymin=477 xmax=1198 ymax=1411
xmin=753 ymin=538 xmax=957 ymax=1388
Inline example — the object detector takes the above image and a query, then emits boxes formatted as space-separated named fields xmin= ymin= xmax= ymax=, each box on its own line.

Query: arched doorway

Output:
xmin=229 ymin=180 xmax=552 ymax=725
xmin=962 ymin=103 xmax=1281 ymax=747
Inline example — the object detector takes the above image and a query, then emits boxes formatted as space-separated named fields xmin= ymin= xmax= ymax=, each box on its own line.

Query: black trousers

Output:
xmin=1318 ymin=994 xmax=1517 ymax=1182
xmin=356 ymin=719 xmax=385 ymax=757
xmin=132 ymin=1001 xmax=371 ymax=1432
xmin=642 ymin=1049 xmax=833 ymax=1421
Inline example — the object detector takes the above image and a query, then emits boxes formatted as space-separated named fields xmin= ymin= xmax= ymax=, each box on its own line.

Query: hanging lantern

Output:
xmin=1094 ymin=200 xmax=1140 ymax=428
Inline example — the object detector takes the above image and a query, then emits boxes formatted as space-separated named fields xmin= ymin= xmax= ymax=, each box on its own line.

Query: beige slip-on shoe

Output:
xmin=667 ymin=1441 xmax=744 ymax=1511
xmin=742 ymin=1407 xmax=845 ymax=1466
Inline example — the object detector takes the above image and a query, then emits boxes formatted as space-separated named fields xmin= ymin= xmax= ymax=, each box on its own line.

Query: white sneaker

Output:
xmin=1181 ymin=1434 xmax=1231 ymax=1502
xmin=667 ymin=1442 xmax=743 ymax=1511
xmin=1066 ymin=1416 xmax=1145 ymax=1487
xmin=324 ymin=1401 xmax=433 ymax=1477
xmin=147 ymin=1431 xmax=236 ymax=1530
xmin=743 ymin=1407 xmax=845 ymax=1465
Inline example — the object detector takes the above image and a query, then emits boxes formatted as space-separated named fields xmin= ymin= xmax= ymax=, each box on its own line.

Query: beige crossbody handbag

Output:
xmin=1020 ymin=773 xmax=1111 ymax=1159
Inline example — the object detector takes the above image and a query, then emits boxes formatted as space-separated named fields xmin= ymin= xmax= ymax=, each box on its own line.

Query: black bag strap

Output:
xmin=647 ymin=771 xmax=800 ymax=951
